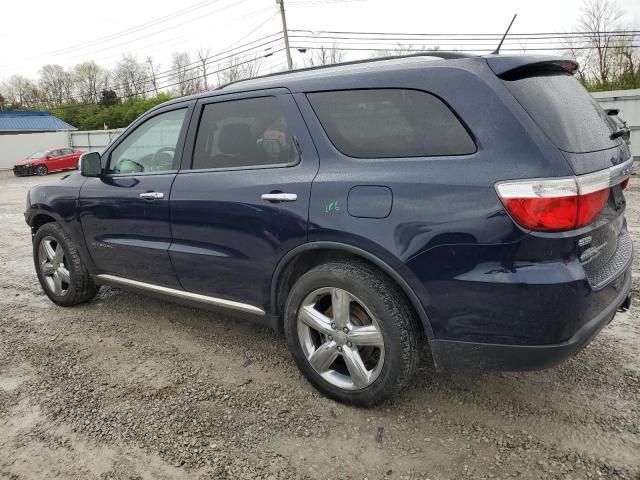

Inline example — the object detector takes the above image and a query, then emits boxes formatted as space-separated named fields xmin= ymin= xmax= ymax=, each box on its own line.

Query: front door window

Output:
xmin=107 ymin=108 xmax=187 ymax=174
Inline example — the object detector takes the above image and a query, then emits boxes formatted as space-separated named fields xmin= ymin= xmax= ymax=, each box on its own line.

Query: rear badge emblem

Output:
xmin=578 ymin=236 xmax=592 ymax=247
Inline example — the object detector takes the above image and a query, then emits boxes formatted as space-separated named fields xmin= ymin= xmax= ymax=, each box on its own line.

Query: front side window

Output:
xmin=107 ymin=108 xmax=187 ymax=174
xmin=192 ymin=96 xmax=298 ymax=170
xmin=307 ymin=89 xmax=475 ymax=158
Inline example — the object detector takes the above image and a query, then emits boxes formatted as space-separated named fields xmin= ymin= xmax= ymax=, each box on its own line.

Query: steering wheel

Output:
xmin=151 ymin=146 xmax=176 ymax=166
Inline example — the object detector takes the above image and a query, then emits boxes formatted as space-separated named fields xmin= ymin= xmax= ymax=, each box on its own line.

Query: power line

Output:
xmin=47 ymin=0 xmax=225 ymax=56
xmin=291 ymin=44 xmax=640 ymax=53
xmin=51 ymin=48 xmax=287 ymax=111
xmin=289 ymin=28 xmax=640 ymax=37
xmin=64 ymin=0 xmax=253 ymax=61
xmin=288 ymin=32 xmax=640 ymax=42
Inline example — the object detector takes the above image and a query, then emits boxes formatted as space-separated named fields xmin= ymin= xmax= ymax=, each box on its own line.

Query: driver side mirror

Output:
xmin=79 ymin=152 xmax=102 ymax=177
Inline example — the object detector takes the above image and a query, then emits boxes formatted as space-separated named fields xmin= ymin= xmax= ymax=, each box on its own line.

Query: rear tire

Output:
xmin=33 ymin=223 xmax=99 ymax=307
xmin=284 ymin=260 xmax=422 ymax=406
xmin=35 ymin=165 xmax=48 ymax=176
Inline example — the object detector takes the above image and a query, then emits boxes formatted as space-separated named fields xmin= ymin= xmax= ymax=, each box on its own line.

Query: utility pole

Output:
xmin=277 ymin=0 xmax=293 ymax=70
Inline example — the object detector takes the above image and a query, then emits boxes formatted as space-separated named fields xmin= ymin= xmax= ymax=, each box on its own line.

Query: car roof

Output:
xmin=156 ymin=52 xmax=478 ymax=108
xmin=154 ymin=52 xmax=574 ymax=110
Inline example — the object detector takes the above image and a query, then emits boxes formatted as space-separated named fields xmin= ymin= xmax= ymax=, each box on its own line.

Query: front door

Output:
xmin=47 ymin=149 xmax=65 ymax=171
xmin=169 ymin=90 xmax=319 ymax=311
xmin=79 ymin=104 xmax=193 ymax=287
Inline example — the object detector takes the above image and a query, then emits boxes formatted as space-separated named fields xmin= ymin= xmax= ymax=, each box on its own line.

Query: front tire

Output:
xmin=284 ymin=260 xmax=422 ymax=406
xmin=35 ymin=165 xmax=48 ymax=176
xmin=33 ymin=223 xmax=99 ymax=306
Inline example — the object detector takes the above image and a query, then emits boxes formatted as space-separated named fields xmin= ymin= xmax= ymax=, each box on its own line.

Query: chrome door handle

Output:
xmin=139 ymin=192 xmax=164 ymax=200
xmin=261 ymin=193 xmax=297 ymax=202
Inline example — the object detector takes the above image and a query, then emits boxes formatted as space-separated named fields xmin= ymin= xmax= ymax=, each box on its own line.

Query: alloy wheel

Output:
xmin=297 ymin=287 xmax=385 ymax=390
xmin=38 ymin=236 xmax=70 ymax=296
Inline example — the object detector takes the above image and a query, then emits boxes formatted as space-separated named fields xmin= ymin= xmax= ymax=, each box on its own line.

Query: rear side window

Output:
xmin=504 ymin=73 xmax=617 ymax=153
xmin=307 ymin=89 xmax=475 ymax=158
xmin=192 ymin=96 xmax=298 ymax=170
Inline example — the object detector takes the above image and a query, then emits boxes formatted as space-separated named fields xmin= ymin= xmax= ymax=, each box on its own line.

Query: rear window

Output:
xmin=504 ymin=73 xmax=617 ymax=153
xmin=307 ymin=89 xmax=475 ymax=158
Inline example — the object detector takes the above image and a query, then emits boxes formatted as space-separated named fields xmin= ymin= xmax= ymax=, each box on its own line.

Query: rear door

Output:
xmin=79 ymin=102 xmax=194 ymax=287
xmin=169 ymin=89 xmax=319 ymax=312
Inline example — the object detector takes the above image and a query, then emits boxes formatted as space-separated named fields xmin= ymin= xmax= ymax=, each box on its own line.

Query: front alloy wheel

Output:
xmin=33 ymin=222 xmax=99 ymax=306
xmin=38 ymin=236 xmax=71 ymax=296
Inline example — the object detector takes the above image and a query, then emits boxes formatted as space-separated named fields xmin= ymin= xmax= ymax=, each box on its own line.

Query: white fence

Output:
xmin=0 ymin=131 xmax=70 ymax=170
xmin=69 ymin=129 xmax=124 ymax=153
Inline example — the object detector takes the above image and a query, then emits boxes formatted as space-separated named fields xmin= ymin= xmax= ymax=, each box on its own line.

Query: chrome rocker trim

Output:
xmin=95 ymin=274 xmax=265 ymax=316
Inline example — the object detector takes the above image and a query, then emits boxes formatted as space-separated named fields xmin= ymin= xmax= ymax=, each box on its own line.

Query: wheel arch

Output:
xmin=270 ymin=241 xmax=434 ymax=339
xmin=29 ymin=212 xmax=57 ymax=233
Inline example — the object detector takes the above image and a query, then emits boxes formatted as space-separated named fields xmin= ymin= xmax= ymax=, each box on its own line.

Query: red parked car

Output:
xmin=13 ymin=148 xmax=84 ymax=176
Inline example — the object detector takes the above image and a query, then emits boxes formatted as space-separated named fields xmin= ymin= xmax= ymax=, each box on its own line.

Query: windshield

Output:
xmin=504 ymin=73 xmax=618 ymax=153
xmin=28 ymin=150 xmax=47 ymax=159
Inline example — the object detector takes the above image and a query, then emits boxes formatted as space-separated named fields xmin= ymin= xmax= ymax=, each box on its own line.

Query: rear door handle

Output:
xmin=139 ymin=192 xmax=164 ymax=200
xmin=261 ymin=193 xmax=297 ymax=202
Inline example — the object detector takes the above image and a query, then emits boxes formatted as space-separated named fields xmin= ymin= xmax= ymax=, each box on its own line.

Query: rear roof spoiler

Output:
xmin=485 ymin=55 xmax=579 ymax=79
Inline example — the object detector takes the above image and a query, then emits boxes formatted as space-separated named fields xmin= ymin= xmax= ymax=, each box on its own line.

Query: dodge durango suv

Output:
xmin=25 ymin=53 xmax=634 ymax=406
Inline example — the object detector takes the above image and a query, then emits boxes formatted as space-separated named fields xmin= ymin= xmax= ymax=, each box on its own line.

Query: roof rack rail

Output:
xmin=218 ymin=51 xmax=474 ymax=90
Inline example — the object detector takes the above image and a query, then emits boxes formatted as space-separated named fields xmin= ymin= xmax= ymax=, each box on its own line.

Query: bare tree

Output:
xmin=74 ymin=61 xmax=106 ymax=103
xmin=216 ymin=56 xmax=262 ymax=87
xmin=39 ymin=64 xmax=73 ymax=106
xmin=370 ymin=43 xmax=439 ymax=58
xmin=146 ymin=57 xmax=161 ymax=95
xmin=170 ymin=51 xmax=200 ymax=96
xmin=3 ymin=75 xmax=40 ymax=109
xmin=113 ymin=54 xmax=149 ymax=99
xmin=196 ymin=47 xmax=211 ymax=90
xmin=303 ymin=44 xmax=345 ymax=66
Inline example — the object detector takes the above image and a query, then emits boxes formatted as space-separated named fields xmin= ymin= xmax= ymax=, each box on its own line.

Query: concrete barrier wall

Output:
xmin=0 ymin=131 xmax=70 ymax=170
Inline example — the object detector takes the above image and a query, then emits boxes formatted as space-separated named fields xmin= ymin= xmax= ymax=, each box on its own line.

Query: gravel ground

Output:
xmin=0 ymin=170 xmax=639 ymax=480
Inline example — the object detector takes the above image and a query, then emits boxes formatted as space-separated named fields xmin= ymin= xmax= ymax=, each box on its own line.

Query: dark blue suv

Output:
xmin=25 ymin=53 xmax=634 ymax=406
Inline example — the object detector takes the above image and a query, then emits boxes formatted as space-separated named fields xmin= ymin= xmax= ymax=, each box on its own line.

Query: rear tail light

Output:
xmin=496 ymin=162 xmax=632 ymax=232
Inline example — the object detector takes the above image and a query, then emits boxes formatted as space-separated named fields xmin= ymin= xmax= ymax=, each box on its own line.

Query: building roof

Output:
xmin=0 ymin=111 xmax=76 ymax=132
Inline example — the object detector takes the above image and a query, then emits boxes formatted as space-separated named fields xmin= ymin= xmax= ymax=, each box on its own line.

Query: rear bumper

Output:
xmin=430 ymin=266 xmax=632 ymax=371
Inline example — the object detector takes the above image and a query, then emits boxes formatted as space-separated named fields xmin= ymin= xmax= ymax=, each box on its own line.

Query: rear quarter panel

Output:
xmin=294 ymin=60 xmax=579 ymax=341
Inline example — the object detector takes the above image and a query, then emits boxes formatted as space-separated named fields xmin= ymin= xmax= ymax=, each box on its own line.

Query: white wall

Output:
xmin=592 ymin=89 xmax=640 ymax=160
xmin=69 ymin=129 xmax=124 ymax=153
xmin=0 ymin=131 xmax=70 ymax=170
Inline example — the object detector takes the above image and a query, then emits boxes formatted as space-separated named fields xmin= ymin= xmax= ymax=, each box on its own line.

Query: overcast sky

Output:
xmin=1 ymin=0 xmax=639 ymax=82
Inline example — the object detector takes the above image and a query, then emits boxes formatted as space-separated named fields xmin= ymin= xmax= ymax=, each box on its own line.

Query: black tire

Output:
xmin=35 ymin=165 xmax=48 ymax=176
xmin=33 ymin=222 xmax=99 ymax=307
xmin=284 ymin=260 xmax=422 ymax=406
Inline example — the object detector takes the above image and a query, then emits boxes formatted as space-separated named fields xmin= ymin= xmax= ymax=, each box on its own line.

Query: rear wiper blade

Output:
xmin=610 ymin=127 xmax=630 ymax=140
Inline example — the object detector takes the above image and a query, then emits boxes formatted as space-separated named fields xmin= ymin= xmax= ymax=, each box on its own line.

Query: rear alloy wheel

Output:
xmin=298 ymin=287 xmax=385 ymax=390
xmin=35 ymin=165 xmax=48 ymax=176
xmin=285 ymin=260 xmax=422 ymax=406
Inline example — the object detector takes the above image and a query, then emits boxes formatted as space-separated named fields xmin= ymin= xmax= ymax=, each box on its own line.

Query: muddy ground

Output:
xmin=0 ymin=170 xmax=638 ymax=480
